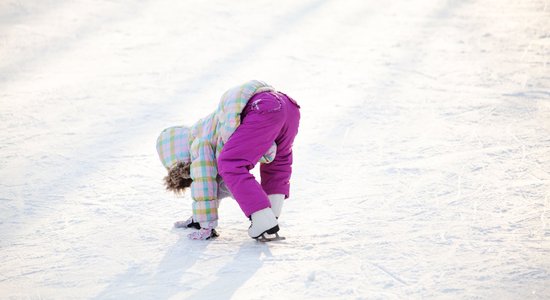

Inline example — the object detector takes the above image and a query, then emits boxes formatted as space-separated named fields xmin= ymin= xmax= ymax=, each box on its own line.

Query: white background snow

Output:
xmin=1 ymin=0 xmax=549 ymax=299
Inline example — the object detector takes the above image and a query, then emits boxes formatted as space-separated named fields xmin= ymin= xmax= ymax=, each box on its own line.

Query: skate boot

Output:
xmin=248 ymin=207 xmax=284 ymax=241
xmin=268 ymin=194 xmax=285 ymax=219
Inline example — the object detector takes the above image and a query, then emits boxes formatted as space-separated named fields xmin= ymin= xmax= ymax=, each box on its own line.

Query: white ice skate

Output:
xmin=248 ymin=207 xmax=285 ymax=241
xmin=268 ymin=194 xmax=285 ymax=219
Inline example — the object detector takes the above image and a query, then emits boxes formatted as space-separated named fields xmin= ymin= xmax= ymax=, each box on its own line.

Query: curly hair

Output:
xmin=164 ymin=161 xmax=193 ymax=194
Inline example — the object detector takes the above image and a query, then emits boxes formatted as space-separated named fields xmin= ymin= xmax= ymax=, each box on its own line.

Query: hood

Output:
xmin=156 ymin=126 xmax=191 ymax=169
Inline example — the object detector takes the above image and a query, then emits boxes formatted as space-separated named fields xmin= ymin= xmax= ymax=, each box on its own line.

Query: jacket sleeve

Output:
xmin=190 ymin=139 xmax=219 ymax=227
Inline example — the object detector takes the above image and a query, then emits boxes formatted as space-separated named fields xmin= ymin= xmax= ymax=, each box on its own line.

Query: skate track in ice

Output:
xmin=1 ymin=0 xmax=549 ymax=298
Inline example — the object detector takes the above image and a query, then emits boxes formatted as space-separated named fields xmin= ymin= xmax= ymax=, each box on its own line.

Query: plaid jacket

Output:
xmin=157 ymin=80 xmax=277 ymax=226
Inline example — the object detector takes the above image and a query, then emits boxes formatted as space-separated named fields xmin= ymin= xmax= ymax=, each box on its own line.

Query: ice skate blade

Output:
xmin=254 ymin=232 xmax=286 ymax=242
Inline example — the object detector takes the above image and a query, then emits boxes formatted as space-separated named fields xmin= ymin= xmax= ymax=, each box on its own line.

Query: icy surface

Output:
xmin=1 ymin=0 xmax=549 ymax=299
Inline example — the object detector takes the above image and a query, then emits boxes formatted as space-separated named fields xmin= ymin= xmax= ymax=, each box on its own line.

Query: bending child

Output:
xmin=156 ymin=80 xmax=300 ymax=240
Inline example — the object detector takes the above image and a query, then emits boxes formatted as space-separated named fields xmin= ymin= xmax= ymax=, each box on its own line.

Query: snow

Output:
xmin=1 ymin=0 xmax=549 ymax=298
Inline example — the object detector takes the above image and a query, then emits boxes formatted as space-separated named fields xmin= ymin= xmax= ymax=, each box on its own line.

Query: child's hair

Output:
xmin=164 ymin=161 xmax=193 ymax=194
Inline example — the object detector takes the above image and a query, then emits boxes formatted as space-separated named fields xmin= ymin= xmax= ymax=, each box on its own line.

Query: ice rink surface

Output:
xmin=1 ymin=0 xmax=549 ymax=298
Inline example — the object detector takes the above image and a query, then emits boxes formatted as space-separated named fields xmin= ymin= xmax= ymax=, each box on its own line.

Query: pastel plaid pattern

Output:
xmin=156 ymin=126 xmax=190 ymax=169
xmin=157 ymin=80 xmax=278 ymax=225
xmin=187 ymin=81 xmax=277 ymax=166
xmin=192 ymin=200 xmax=220 ymax=224
xmin=190 ymin=139 xmax=219 ymax=222
xmin=215 ymin=80 xmax=274 ymax=145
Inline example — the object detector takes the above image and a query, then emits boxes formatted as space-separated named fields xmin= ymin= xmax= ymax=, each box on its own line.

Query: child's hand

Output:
xmin=174 ymin=216 xmax=201 ymax=229
xmin=187 ymin=222 xmax=219 ymax=240
xmin=187 ymin=228 xmax=218 ymax=240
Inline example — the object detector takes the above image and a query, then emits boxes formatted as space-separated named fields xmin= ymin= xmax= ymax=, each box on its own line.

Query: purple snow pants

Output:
xmin=218 ymin=91 xmax=300 ymax=217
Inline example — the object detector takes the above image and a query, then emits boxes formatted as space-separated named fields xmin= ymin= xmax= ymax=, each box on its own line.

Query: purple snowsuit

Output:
xmin=218 ymin=91 xmax=301 ymax=217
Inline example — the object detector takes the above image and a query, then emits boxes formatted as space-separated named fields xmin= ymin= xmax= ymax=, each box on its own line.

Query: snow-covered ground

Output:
xmin=1 ymin=0 xmax=549 ymax=298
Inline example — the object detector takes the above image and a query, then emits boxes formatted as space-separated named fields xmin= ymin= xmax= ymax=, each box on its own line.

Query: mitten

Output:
xmin=174 ymin=216 xmax=201 ymax=229
xmin=187 ymin=221 xmax=219 ymax=240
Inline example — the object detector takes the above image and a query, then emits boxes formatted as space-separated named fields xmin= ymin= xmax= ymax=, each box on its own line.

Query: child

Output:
xmin=156 ymin=80 xmax=300 ymax=240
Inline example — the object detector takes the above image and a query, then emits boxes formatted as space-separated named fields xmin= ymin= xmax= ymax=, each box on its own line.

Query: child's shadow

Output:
xmin=186 ymin=241 xmax=271 ymax=299
xmin=92 ymin=232 xmax=209 ymax=299
xmin=92 ymin=233 xmax=269 ymax=299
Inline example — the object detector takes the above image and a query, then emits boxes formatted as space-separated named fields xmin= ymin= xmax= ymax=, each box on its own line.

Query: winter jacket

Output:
xmin=156 ymin=80 xmax=277 ymax=227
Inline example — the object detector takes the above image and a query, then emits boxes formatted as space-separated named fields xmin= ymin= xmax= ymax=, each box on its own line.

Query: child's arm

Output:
xmin=189 ymin=139 xmax=219 ymax=234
